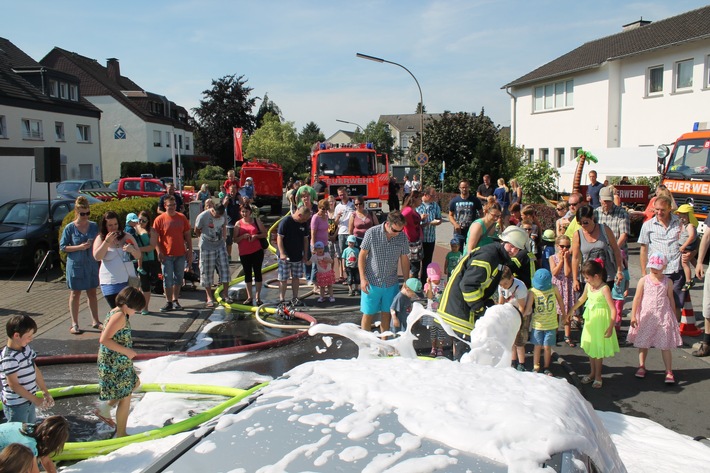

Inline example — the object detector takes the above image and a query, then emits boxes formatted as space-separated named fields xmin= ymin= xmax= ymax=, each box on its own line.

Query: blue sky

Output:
xmin=3 ymin=1 xmax=708 ymax=138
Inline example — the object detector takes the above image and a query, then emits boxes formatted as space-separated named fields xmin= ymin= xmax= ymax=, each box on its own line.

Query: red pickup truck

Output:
xmin=108 ymin=177 xmax=166 ymax=199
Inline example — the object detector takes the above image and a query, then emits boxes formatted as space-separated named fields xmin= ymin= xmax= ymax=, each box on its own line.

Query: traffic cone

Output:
xmin=680 ymin=292 xmax=702 ymax=337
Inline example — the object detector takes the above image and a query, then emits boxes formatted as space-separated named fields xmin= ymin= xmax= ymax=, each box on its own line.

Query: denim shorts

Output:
xmin=531 ymin=328 xmax=556 ymax=347
xmin=361 ymin=283 xmax=399 ymax=315
xmin=3 ymin=401 xmax=36 ymax=423
xmin=162 ymin=255 xmax=186 ymax=288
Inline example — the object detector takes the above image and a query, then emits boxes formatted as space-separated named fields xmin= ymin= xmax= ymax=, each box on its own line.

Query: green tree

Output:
xmin=297 ymin=122 xmax=326 ymax=162
xmin=192 ymin=74 xmax=257 ymax=170
xmin=352 ymin=121 xmax=395 ymax=156
xmin=514 ymin=160 xmax=560 ymax=203
xmin=255 ymin=92 xmax=283 ymax=128
xmin=196 ymin=165 xmax=226 ymax=181
xmin=245 ymin=113 xmax=303 ymax=177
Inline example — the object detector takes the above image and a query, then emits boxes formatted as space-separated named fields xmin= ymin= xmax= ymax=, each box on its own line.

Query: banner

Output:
xmin=233 ymin=127 xmax=243 ymax=163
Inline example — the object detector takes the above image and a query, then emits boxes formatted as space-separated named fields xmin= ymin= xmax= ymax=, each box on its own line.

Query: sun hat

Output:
xmin=499 ymin=226 xmax=529 ymax=251
xmin=532 ymin=269 xmax=552 ymax=291
xmin=675 ymin=204 xmax=698 ymax=227
xmin=542 ymin=229 xmax=556 ymax=242
xmin=405 ymin=278 xmax=422 ymax=293
xmin=599 ymin=186 xmax=614 ymax=202
xmin=427 ymin=262 xmax=442 ymax=281
xmin=646 ymin=253 xmax=667 ymax=270
xmin=346 ymin=235 xmax=357 ymax=244
xmin=126 ymin=212 xmax=139 ymax=223
xmin=314 ymin=241 xmax=325 ymax=249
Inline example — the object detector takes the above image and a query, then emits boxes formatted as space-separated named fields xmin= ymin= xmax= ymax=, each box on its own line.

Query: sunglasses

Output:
xmin=139 ymin=218 xmax=148 ymax=223
xmin=556 ymin=207 xmax=565 ymax=211
xmin=79 ymin=212 xmax=90 ymax=217
xmin=559 ymin=244 xmax=570 ymax=249
xmin=389 ymin=225 xmax=403 ymax=233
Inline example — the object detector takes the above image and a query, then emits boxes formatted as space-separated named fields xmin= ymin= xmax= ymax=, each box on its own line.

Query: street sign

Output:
xmin=415 ymin=152 xmax=429 ymax=166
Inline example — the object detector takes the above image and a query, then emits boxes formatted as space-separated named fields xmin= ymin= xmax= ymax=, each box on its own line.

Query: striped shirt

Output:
xmin=0 ymin=345 xmax=38 ymax=406
xmin=360 ymin=223 xmax=409 ymax=288
xmin=594 ymin=205 xmax=630 ymax=249
xmin=638 ymin=214 xmax=682 ymax=274
xmin=416 ymin=201 xmax=442 ymax=243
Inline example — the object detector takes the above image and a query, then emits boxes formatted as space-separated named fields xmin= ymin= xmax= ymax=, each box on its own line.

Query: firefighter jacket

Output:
xmin=509 ymin=251 xmax=536 ymax=290
xmin=437 ymin=242 xmax=512 ymax=335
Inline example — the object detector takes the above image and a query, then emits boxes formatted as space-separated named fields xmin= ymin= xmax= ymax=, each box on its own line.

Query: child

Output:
xmin=390 ymin=278 xmax=422 ymax=334
xmin=342 ymin=235 xmax=360 ymax=296
xmin=96 ymin=286 xmax=146 ymax=438
xmin=0 ymin=315 xmax=54 ymax=423
xmin=124 ymin=213 xmax=146 ymax=276
xmin=528 ymin=269 xmax=565 ymax=376
xmin=567 ymin=260 xmax=619 ymax=388
xmin=0 ymin=415 xmax=69 ymax=473
xmin=497 ymin=266 xmax=529 ymax=371
xmin=612 ymin=250 xmax=630 ymax=335
xmin=675 ymin=204 xmax=698 ymax=291
xmin=423 ymin=263 xmax=447 ymax=357
xmin=540 ymin=229 xmax=556 ymax=271
xmin=445 ymin=238 xmax=463 ymax=279
xmin=311 ymin=241 xmax=335 ymax=302
xmin=0 ymin=443 xmax=38 ymax=473
xmin=549 ymin=235 xmax=575 ymax=347
xmin=519 ymin=206 xmax=540 ymax=264
xmin=627 ymin=253 xmax=683 ymax=384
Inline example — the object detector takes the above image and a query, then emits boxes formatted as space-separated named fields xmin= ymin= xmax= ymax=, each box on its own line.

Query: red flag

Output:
xmin=233 ymin=127 xmax=243 ymax=163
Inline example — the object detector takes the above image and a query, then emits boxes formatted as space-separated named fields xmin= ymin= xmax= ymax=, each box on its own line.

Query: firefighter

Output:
xmin=437 ymin=225 xmax=530 ymax=342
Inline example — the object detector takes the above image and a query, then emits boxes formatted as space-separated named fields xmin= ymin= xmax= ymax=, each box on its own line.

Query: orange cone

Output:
xmin=680 ymin=292 xmax=702 ymax=337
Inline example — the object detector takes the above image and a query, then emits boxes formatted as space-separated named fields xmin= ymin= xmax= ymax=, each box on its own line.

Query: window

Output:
xmin=55 ymin=122 xmax=65 ymax=141
xmin=554 ymin=148 xmax=565 ymax=168
xmin=533 ymin=80 xmax=574 ymax=111
xmin=76 ymin=124 xmax=90 ymax=142
xmin=524 ymin=149 xmax=534 ymax=163
xmin=49 ymin=80 xmax=58 ymax=97
xmin=0 ymin=116 xmax=6 ymax=138
xmin=145 ymin=181 xmax=164 ymax=193
xmin=185 ymin=136 xmax=191 ymax=150
xmin=675 ymin=59 xmax=693 ymax=91
xmin=705 ymin=54 xmax=710 ymax=89
xmin=59 ymin=82 xmax=68 ymax=99
xmin=539 ymin=148 xmax=549 ymax=163
xmin=166 ymin=131 xmax=171 ymax=147
xmin=571 ymin=147 xmax=581 ymax=162
xmin=647 ymin=65 xmax=663 ymax=94
xmin=69 ymin=85 xmax=78 ymax=101
xmin=153 ymin=130 xmax=162 ymax=147
xmin=22 ymin=119 xmax=43 ymax=140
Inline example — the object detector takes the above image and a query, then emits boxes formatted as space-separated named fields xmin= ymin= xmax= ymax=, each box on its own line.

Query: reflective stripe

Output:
xmin=461 ymin=259 xmax=493 ymax=302
xmin=436 ymin=310 xmax=474 ymax=335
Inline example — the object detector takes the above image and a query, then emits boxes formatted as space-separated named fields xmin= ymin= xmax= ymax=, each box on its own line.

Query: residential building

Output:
xmin=379 ymin=113 xmax=441 ymax=164
xmin=503 ymin=6 xmax=710 ymax=188
xmin=325 ymin=130 xmax=355 ymax=146
xmin=41 ymin=49 xmax=194 ymax=180
xmin=0 ymin=38 xmax=102 ymax=204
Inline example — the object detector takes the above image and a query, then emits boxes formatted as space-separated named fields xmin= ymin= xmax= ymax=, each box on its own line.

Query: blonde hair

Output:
xmin=75 ymin=195 xmax=90 ymax=210
xmin=200 ymin=183 xmax=209 ymax=192
xmin=497 ymin=178 xmax=508 ymax=193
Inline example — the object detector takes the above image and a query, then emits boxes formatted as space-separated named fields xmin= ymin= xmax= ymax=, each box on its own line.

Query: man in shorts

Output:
xmin=194 ymin=203 xmax=231 ymax=307
xmin=154 ymin=195 xmax=192 ymax=312
xmin=358 ymin=211 xmax=410 ymax=334
xmin=277 ymin=206 xmax=311 ymax=305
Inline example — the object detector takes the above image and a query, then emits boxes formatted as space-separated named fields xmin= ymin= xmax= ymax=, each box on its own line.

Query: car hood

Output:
xmin=0 ymin=223 xmax=46 ymax=243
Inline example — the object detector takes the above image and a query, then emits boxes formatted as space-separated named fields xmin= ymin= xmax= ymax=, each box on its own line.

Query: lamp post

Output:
xmin=356 ymin=53 xmax=424 ymax=179
xmin=336 ymin=119 xmax=366 ymax=142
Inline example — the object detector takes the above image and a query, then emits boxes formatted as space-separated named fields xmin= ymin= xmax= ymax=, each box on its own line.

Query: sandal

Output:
xmin=70 ymin=324 xmax=83 ymax=335
xmin=665 ymin=371 xmax=676 ymax=385
xmin=580 ymin=375 xmax=593 ymax=384
xmin=242 ymin=298 xmax=253 ymax=306
xmin=635 ymin=366 xmax=647 ymax=378
xmin=592 ymin=380 xmax=603 ymax=389
xmin=206 ymin=301 xmax=215 ymax=308
xmin=564 ymin=336 xmax=576 ymax=347
xmin=91 ymin=322 xmax=104 ymax=331
xmin=255 ymin=299 xmax=263 ymax=306
xmin=543 ymin=369 xmax=553 ymax=377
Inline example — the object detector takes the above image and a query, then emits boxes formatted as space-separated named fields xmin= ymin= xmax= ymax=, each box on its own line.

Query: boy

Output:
xmin=390 ymin=278 xmax=422 ymax=334
xmin=445 ymin=238 xmax=463 ymax=280
xmin=124 ymin=213 xmax=145 ymax=275
xmin=342 ymin=235 xmax=360 ymax=296
xmin=527 ymin=269 xmax=565 ymax=376
xmin=612 ymin=249 xmax=630 ymax=337
xmin=0 ymin=315 xmax=54 ymax=423
xmin=497 ymin=266 xmax=530 ymax=371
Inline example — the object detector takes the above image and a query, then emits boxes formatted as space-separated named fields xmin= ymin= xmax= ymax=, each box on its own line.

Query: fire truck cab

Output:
xmin=657 ymin=121 xmax=710 ymax=233
xmin=310 ymin=142 xmax=389 ymax=215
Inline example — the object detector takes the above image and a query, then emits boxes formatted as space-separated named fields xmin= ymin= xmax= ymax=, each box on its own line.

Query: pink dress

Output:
xmin=627 ymin=275 xmax=682 ymax=350
xmin=550 ymin=254 xmax=573 ymax=316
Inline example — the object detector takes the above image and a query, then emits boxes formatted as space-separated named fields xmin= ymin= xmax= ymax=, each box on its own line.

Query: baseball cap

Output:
xmin=427 ymin=262 xmax=442 ymax=281
xmin=532 ymin=269 xmax=552 ymax=291
xmin=346 ymin=235 xmax=357 ymax=244
xmin=405 ymin=278 xmax=422 ymax=293
xmin=542 ymin=229 xmax=556 ymax=242
xmin=646 ymin=252 xmax=667 ymax=270
xmin=246 ymin=177 xmax=253 ymax=182
xmin=126 ymin=212 xmax=139 ymax=223
xmin=450 ymin=238 xmax=460 ymax=246
xmin=599 ymin=186 xmax=613 ymax=202
xmin=314 ymin=241 xmax=325 ymax=249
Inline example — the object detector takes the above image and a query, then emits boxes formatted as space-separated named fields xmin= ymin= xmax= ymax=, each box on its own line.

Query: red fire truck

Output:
xmin=239 ymin=159 xmax=283 ymax=215
xmin=310 ymin=142 xmax=389 ymax=214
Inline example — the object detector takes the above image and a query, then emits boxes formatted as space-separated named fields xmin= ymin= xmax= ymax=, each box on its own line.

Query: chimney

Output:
xmin=622 ymin=17 xmax=652 ymax=31
xmin=106 ymin=58 xmax=120 ymax=82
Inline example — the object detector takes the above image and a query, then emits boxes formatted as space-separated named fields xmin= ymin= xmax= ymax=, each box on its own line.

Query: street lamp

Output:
xmin=356 ymin=53 xmax=424 ymax=176
xmin=336 ymin=119 xmax=366 ymax=142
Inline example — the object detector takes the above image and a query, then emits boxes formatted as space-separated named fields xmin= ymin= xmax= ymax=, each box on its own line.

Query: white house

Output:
xmin=379 ymin=113 xmax=441 ymax=164
xmin=40 ymin=51 xmax=194 ymax=181
xmin=0 ymin=38 xmax=102 ymax=204
xmin=325 ymin=130 xmax=355 ymax=146
xmin=503 ymin=6 xmax=710 ymax=191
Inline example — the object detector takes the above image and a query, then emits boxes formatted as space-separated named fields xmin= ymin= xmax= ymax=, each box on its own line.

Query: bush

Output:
xmin=515 ymin=160 xmax=560 ymax=203
xmin=197 ymin=165 xmax=226 ymax=181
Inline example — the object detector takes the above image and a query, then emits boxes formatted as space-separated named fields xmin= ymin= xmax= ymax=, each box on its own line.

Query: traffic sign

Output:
xmin=416 ymin=152 xmax=429 ymax=166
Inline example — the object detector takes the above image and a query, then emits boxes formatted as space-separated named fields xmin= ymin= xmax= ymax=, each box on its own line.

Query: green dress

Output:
xmin=98 ymin=310 xmax=138 ymax=401
xmin=580 ymin=287 xmax=619 ymax=359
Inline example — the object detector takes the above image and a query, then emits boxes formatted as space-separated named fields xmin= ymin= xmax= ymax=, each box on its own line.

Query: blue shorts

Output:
xmin=162 ymin=255 xmax=186 ymax=288
xmin=531 ymin=329 xmax=556 ymax=347
xmin=361 ymin=283 xmax=399 ymax=315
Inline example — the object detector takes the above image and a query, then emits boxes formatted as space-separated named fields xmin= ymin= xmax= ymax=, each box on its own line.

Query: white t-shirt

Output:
xmin=195 ymin=209 xmax=227 ymax=252
xmin=334 ymin=200 xmax=355 ymax=235
xmin=498 ymin=278 xmax=528 ymax=306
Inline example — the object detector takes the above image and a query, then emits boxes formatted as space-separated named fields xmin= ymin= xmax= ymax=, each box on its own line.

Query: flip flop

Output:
xmin=70 ymin=324 xmax=83 ymax=335
xmin=592 ymin=380 xmax=603 ymax=389
xmin=93 ymin=408 xmax=116 ymax=428
xmin=206 ymin=301 xmax=215 ymax=308
xmin=91 ymin=322 xmax=104 ymax=331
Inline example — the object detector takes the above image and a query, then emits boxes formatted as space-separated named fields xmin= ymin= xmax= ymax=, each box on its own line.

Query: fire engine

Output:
xmin=310 ymin=142 xmax=389 ymax=214
xmin=239 ymin=159 xmax=284 ymax=215
xmin=656 ymin=121 xmax=710 ymax=232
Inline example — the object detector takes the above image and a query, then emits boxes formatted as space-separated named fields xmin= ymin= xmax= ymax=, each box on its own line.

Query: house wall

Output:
xmin=0 ymin=104 xmax=101 ymax=203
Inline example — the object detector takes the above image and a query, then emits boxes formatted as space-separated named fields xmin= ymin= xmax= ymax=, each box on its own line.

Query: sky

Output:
xmin=57 ymin=303 xmax=710 ymax=472
xmin=3 ymin=1 xmax=709 ymax=139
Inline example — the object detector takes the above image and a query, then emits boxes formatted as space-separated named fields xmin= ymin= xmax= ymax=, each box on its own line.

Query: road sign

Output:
xmin=416 ymin=152 xmax=429 ymax=166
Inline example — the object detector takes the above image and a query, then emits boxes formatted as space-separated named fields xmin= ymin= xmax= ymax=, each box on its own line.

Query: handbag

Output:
xmin=123 ymin=261 xmax=140 ymax=288
xmin=408 ymin=239 xmax=423 ymax=262
xmin=256 ymin=219 xmax=269 ymax=250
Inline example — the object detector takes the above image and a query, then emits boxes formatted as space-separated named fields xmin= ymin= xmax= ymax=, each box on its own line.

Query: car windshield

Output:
xmin=318 ymin=151 xmax=377 ymax=176
xmin=0 ymin=202 xmax=48 ymax=225
xmin=56 ymin=182 xmax=82 ymax=192
xmin=108 ymin=180 xmax=119 ymax=191
xmin=668 ymin=138 xmax=710 ymax=178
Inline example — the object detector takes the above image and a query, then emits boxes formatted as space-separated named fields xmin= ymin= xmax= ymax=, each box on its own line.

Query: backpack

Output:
xmin=579 ymin=225 xmax=616 ymax=282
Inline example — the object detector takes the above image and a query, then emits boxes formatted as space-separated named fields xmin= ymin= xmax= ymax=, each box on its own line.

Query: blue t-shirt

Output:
xmin=587 ymin=182 xmax=604 ymax=209
xmin=342 ymin=246 xmax=360 ymax=268
xmin=541 ymin=244 xmax=555 ymax=271
xmin=612 ymin=268 xmax=630 ymax=300
xmin=390 ymin=291 xmax=413 ymax=333
xmin=493 ymin=187 xmax=509 ymax=210
xmin=0 ymin=423 xmax=38 ymax=455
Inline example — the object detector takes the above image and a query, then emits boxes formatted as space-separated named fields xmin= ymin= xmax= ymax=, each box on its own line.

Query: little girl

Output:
xmin=497 ymin=266 xmax=529 ymax=371
xmin=612 ymin=250 xmax=630 ymax=335
xmin=627 ymin=253 xmax=682 ymax=384
xmin=310 ymin=241 xmax=335 ymax=302
xmin=675 ymin=204 xmax=698 ymax=291
xmin=423 ymin=263 xmax=447 ymax=357
xmin=550 ymin=235 xmax=575 ymax=346
xmin=567 ymin=259 xmax=619 ymax=389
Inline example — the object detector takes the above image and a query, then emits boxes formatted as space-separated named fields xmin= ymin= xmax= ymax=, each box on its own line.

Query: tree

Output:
xmin=296 ymin=122 xmax=326 ymax=165
xmin=192 ymin=74 xmax=257 ymax=170
xmin=255 ymin=93 xmax=283 ymax=128
xmin=351 ymin=121 xmax=395 ymax=157
xmin=196 ymin=165 xmax=226 ymax=181
xmin=245 ymin=113 xmax=303 ymax=178
xmin=514 ymin=159 xmax=560 ymax=203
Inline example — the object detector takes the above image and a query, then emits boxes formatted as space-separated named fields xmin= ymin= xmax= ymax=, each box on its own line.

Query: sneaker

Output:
xmin=516 ymin=363 xmax=526 ymax=372
xmin=436 ymin=349 xmax=445 ymax=357
xmin=665 ymin=371 xmax=676 ymax=385
xmin=635 ymin=366 xmax=647 ymax=378
xmin=692 ymin=342 xmax=710 ymax=357
xmin=348 ymin=288 xmax=354 ymax=296
xmin=172 ymin=300 xmax=182 ymax=310
xmin=329 ymin=296 xmax=336 ymax=303
xmin=136 ymin=268 xmax=147 ymax=275
xmin=317 ymin=297 xmax=325 ymax=303
xmin=160 ymin=301 xmax=173 ymax=312
xmin=141 ymin=309 xmax=150 ymax=315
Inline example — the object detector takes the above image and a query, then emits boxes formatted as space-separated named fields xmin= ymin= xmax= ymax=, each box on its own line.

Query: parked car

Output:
xmin=0 ymin=197 xmax=75 ymax=270
xmin=56 ymin=180 xmax=116 ymax=201
xmin=57 ymin=192 xmax=103 ymax=205
xmin=114 ymin=177 xmax=166 ymax=199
